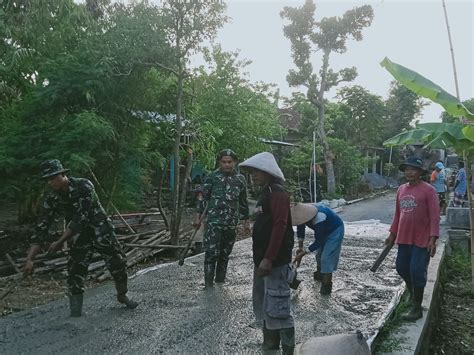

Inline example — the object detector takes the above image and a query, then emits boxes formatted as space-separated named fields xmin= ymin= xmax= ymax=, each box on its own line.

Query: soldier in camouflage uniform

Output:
xmin=193 ymin=149 xmax=250 ymax=288
xmin=23 ymin=160 xmax=138 ymax=317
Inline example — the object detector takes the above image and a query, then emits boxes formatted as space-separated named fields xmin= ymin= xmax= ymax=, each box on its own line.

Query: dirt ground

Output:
xmin=429 ymin=249 xmax=473 ymax=354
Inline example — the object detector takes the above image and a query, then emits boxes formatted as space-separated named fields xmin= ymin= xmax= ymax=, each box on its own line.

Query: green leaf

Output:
xmin=380 ymin=57 xmax=474 ymax=120
xmin=462 ymin=126 xmax=474 ymax=142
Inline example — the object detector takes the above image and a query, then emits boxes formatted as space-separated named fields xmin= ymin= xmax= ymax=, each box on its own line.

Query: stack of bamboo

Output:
xmin=0 ymin=226 xmax=193 ymax=284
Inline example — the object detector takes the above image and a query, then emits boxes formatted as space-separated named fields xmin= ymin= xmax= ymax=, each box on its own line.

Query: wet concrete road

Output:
xmin=0 ymin=192 xmax=402 ymax=354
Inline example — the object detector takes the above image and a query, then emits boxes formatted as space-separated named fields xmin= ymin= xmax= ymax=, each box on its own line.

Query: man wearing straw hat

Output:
xmin=292 ymin=202 xmax=344 ymax=295
xmin=23 ymin=159 xmax=138 ymax=317
xmin=239 ymin=152 xmax=295 ymax=355
xmin=386 ymin=156 xmax=439 ymax=321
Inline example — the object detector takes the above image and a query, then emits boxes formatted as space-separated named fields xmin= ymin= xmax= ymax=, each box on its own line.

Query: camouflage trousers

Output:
xmin=67 ymin=227 xmax=127 ymax=295
xmin=203 ymin=223 xmax=236 ymax=282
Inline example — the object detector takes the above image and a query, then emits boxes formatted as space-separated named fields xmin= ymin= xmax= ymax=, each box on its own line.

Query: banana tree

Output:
xmin=381 ymin=57 xmax=474 ymax=286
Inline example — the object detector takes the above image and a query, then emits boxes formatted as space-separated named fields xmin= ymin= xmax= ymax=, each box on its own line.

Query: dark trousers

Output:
xmin=396 ymin=244 xmax=430 ymax=288
xmin=67 ymin=229 xmax=127 ymax=295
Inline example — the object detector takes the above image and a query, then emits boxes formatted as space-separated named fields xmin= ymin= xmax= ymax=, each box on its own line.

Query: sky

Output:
xmin=191 ymin=0 xmax=473 ymax=123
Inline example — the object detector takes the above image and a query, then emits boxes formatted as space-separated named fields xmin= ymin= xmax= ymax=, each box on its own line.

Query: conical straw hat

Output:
xmin=291 ymin=203 xmax=318 ymax=226
xmin=239 ymin=152 xmax=285 ymax=181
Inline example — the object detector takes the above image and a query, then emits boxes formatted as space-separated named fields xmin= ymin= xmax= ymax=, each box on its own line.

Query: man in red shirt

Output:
xmin=385 ymin=156 xmax=439 ymax=321
xmin=239 ymin=152 xmax=295 ymax=354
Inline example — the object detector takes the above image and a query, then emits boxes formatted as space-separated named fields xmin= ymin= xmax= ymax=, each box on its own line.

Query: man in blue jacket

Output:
xmin=292 ymin=203 xmax=344 ymax=295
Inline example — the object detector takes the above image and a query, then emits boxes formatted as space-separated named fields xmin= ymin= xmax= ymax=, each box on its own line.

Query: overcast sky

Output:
xmin=191 ymin=0 xmax=473 ymax=123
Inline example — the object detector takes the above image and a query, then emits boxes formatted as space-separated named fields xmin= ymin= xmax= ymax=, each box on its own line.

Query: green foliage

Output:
xmin=384 ymin=81 xmax=427 ymax=139
xmin=336 ymin=85 xmax=385 ymax=148
xmin=191 ymin=46 xmax=282 ymax=168
xmin=0 ymin=0 xmax=177 ymax=219
xmin=442 ymin=98 xmax=474 ymax=123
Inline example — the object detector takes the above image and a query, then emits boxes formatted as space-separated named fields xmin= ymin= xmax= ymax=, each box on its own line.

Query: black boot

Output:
xmin=69 ymin=294 xmax=83 ymax=317
xmin=320 ymin=273 xmax=333 ymax=295
xmin=404 ymin=281 xmax=413 ymax=303
xmin=115 ymin=280 xmax=139 ymax=309
xmin=402 ymin=286 xmax=423 ymax=321
xmin=280 ymin=327 xmax=295 ymax=355
xmin=215 ymin=260 xmax=228 ymax=283
xmin=204 ymin=263 xmax=215 ymax=289
xmin=313 ymin=269 xmax=322 ymax=281
xmin=262 ymin=324 xmax=280 ymax=351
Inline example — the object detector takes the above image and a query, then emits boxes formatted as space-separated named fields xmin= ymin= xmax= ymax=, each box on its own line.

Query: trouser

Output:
xmin=67 ymin=228 xmax=127 ymax=295
xmin=396 ymin=244 xmax=430 ymax=288
xmin=203 ymin=223 xmax=236 ymax=282
xmin=252 ymin=264 xmax=294 ymax=330
xmin=315 ymin=224 xmax=344 ymax=273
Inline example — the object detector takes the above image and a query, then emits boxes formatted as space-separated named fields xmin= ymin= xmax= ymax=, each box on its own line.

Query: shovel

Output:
xmin=178 ymin=205 xmax=208 ymax=266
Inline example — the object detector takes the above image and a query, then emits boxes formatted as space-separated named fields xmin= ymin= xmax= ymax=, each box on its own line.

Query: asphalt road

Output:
xmin=0 ymin=192 xmax=401 ymax=354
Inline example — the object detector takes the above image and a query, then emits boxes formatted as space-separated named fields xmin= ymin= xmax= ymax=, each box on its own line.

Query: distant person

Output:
xmin=453 ymin=162 xmax=467 ymax=207
xmin=193 ymin=149 xmax=250 ymax=288
xmin=23 ymin=160 xmax=138 ymax=317
xmin=386 ymin=156 xmax=439 ymax=322
xmin=292 ymin=203 xmax=344 ymax=295
xmin=430 ymin=161 xmax=447 ymax=215
xmin=239 ymin=152 xmax=295 ymax=354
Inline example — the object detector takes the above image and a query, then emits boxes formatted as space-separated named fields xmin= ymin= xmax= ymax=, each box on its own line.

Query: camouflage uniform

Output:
xmin=197 ymin=169 xmax=249 ymax=286
xmin=32 ymin=177 xmax=127 ymax=295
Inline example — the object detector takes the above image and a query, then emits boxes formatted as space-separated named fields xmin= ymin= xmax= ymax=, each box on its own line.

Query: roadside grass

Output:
xmin=372 ymin=289 xmax=412 ymax=353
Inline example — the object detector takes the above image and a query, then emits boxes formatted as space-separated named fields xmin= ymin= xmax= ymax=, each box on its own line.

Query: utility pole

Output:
xmin=442 ymin=0 xmax=460 ymax=99
xmin=313 ymin=131 xmax=317 ymax=202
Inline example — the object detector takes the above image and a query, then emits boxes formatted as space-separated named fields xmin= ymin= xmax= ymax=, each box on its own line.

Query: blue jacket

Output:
xmin=297 ymin=203 xmax=343 ymax=252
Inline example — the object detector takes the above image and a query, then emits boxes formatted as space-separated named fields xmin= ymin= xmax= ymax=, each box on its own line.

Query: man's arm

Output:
xmin=24 ymin=196 xmax=56 ymax=275
xmin=194 ymin=174 xmax=212 ymax=227
xmin=239 ymin=176 xmax=250 ymax=234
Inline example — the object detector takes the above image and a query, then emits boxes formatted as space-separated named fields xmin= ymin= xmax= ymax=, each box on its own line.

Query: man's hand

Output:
xmin=256 ymin=258 xmax=272 ymax=277
xmin=427 ymin=237 xmax=437 ymax=257
xmin=23 ymin=259 xmax=34 ymax=276
xmin=243 ymin=220 xmax=251 ymax=235
xmin=48 ymin=240 xmax=64 ymax=254
xmin=384 ymin=233 xmax=396 ymax=246
xmin=293 ymin=250 xmax=306 ymax=267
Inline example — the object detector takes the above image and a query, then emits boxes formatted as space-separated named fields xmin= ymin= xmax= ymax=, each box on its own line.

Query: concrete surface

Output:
xmin=446 ymin=207 xmax=471 ymax=230
xmin=0 ymin=193 xmax=405 ymax=354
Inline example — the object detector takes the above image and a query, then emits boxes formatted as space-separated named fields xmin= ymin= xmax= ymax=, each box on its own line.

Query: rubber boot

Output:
xmin=215 ymin=260 xmax=228 ymax=283
xmin=404 ymin=281 xmax=413 ymax=304
xmin=204 ymin=263 xmax=215 ymax=289
xmin=69 ymin=294 xmax=83 ymax=317
xmin=280 ymin=327 xmax=295 ymax=355
xmin=262 ymin=323 xmax=280 ymax=351
xmin=402 ymin=287 xmax=423 ymax=321
xmin=320 ymin=273 xmax=333 ymax=295
xmin=115 ymin=280 xmax=139 ymax=309
xmin=313 ymin=269 xmax=322 ymax=282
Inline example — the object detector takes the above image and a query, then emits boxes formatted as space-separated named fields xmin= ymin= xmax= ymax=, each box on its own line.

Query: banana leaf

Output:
xmin=383 ymin=122 xmax=474 ymax=152
xmin=380 ymin=57 xmax=474 ymax=120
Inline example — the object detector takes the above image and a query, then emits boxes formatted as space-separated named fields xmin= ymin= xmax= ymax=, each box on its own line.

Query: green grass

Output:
xmin=372 ymin=290 xmax=412 ymax=353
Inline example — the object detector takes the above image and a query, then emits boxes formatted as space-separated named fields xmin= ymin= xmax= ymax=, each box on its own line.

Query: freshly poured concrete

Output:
xmin=0 ymin=194 xmax=403 ymax=354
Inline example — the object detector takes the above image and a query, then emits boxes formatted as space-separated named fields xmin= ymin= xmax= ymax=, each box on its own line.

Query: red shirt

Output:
xmin=390 ymin=181 xmax=440 ymax=248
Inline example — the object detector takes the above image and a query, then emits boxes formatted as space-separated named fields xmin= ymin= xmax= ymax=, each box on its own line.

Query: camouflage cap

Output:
xmin=40 ymin=159 xmax=70 ymax=179
xmin=217 ymin=149 xmax=238 ymax=161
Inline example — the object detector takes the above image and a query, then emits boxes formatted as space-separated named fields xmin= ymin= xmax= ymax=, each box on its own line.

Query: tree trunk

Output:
xmin=156 ymin=161 xmax=169 ymax=231
xmin=175 ymin=147 xmax=193 ymax=239
xmin=317 ymin=50 xmax=336 ymax=195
